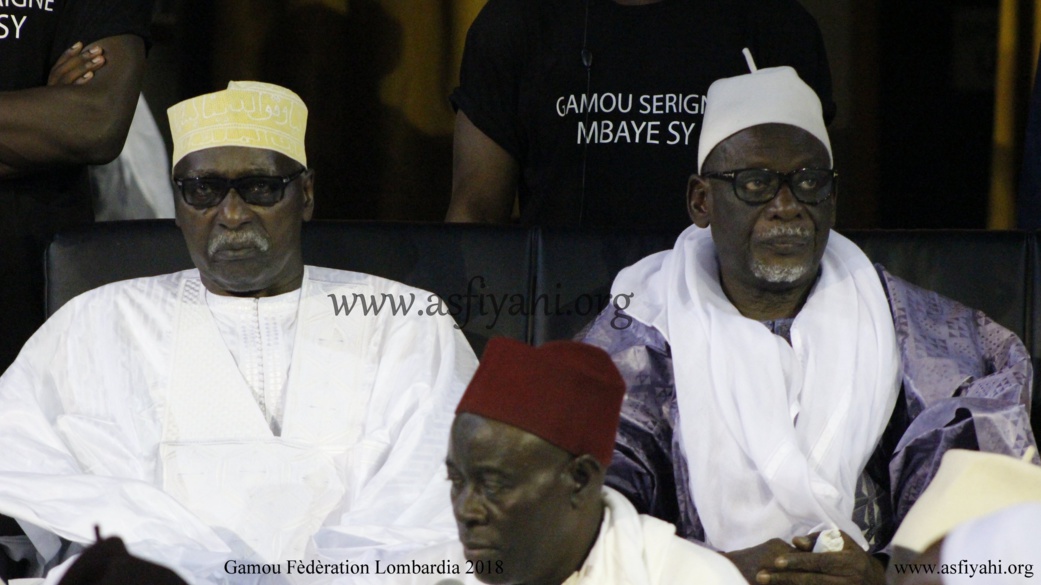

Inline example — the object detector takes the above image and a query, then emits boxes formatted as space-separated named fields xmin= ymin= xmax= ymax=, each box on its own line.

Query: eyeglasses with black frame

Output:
xmin=173 ymin=167 xmax=307 ymax=209
xmin=703 ymin=168 xmax=838 ymax=205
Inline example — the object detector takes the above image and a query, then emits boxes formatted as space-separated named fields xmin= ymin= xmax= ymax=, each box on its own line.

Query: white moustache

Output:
xmin=208 ymin=229 xmax=271 ymax=256
xmin=755 ymin=225 xmax=813 ymax=241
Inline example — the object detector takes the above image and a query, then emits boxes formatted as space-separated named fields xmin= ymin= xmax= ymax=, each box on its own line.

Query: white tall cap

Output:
xmin=697 ymin=49 xmax=831 ymax=173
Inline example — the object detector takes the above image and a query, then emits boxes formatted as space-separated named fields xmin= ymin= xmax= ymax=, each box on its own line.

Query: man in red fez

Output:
xmin=379 ymin=337 xmax=743 ymax=585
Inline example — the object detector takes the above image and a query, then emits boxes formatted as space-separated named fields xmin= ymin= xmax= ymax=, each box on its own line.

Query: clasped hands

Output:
xmin=724 ymin=531 xmax=886 ymax=585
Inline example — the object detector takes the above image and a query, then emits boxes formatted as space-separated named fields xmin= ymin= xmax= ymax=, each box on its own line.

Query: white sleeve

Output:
xmin=310 ymin=290 xmax=478 ymax=563
xmin=0 ymin=299 xmax=233 ymax=584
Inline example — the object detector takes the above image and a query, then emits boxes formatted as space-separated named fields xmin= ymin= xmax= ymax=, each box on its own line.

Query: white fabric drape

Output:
xmin=0 ymin=267 xmax=477 ymax=583
xmin=562 ymin=489 xmax=744 ymax=585
xmin=370 ymin=487 xmax=745 ymax=585
xmin=612 ymin=225 xmax=901 ymax=551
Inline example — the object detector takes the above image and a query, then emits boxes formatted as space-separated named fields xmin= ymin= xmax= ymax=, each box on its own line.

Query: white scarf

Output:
xmin=566 ymin=488 xmax=741 ymax=585
xmin=566 ymin=488 xmax=671 ymax=585
xmin=612 ymin=225 xmax=900 ymax=551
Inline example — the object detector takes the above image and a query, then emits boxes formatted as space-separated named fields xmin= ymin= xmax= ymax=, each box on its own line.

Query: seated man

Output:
xmin=580 ymin=55 xmax=1038 ymax=584
xmin=0 ymin=82 xmax=478 ymax=583
xmin=382 ymin=337 xmax=744 ymax=584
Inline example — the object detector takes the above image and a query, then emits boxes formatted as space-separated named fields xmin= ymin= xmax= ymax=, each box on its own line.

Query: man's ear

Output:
xmin=687 ymin=173 xmax=712 ymax=228
xmin=566 ymin=455 xmax=604 ymax=507
xmin=301 ymin=169 xmax=315 ymax=222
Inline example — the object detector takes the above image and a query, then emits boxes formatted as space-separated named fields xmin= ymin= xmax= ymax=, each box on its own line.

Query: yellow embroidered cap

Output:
xmin=167 ymin=81 xmax=307 ymax=170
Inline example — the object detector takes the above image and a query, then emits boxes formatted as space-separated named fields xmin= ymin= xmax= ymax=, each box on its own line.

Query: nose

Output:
xmin=216 ymin=188 xmax=252 ymax=228
xmin=765 ymin=181 xmax=804 ymax=221
xmin=453 ymin=484 xmax=488 ymax=527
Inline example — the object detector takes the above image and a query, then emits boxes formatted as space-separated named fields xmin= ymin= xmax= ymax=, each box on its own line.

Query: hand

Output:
xmin=724 ymin=539 xmax=799 ymax=585
xmin=47 ymin=42 xmax=106 ymax=86
xmin=757 ymin=531 xmax=886 ymax=585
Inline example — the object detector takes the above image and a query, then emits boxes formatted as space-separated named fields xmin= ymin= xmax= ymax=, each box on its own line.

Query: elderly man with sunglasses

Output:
xmin=0 ymin=82 xmax=477 ymax=584
xmin=580 ymin=57 xmax=1037 ymax=585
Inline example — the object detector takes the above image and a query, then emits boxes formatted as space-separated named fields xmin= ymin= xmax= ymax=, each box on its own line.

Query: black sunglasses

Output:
xmin=703 ymin=168 xmax=838 ymax=205
xmin=174 ymin=168 xmax=306 ymax=209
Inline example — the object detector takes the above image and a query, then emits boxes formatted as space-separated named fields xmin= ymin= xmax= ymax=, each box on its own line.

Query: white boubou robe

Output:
xmin=0 ymin=266 xmax=478 ymax=583
xmin=369 ymin=488 xmax=746 ymax=585
xmin=611 ymin=226 xmax=901 ymax=551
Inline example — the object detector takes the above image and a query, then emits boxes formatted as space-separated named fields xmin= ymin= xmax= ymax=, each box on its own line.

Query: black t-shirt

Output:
xmin=0 ymin=0 xmax=153 ymax=373
xmin=0 ymin=0 xmax=153 ymax=90
xmin=452 ymin=0 xmax=835 ymax=231
xmin=0 ymin=0 xmax=153 ymax=199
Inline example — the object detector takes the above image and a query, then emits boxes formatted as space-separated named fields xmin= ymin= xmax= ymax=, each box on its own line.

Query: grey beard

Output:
xmin=751 ymin=226 xmax=813 ymax=283
xmin=751 ymin=260 xmax=809 ymax=283
xmin=208 ymin=228 xmax=271 ymax=256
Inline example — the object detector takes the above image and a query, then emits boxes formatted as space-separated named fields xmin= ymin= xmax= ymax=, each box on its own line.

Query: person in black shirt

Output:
xmin=0 ymin=0 xmax=153 ymax=372
xmin=446 ymin=0 xmax=834 ymax=231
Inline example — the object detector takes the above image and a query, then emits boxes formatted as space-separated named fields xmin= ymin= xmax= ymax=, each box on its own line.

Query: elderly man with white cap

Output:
xmin=580 ymin=52 xmax=1038 ymax=585
xmin=0 ymin=81 xmax=477 ymax=583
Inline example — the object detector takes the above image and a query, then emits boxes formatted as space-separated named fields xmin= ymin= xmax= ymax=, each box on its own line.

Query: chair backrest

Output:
xmin=531 ymin=227 xmax=677 ymax=344
xmin=46 ymin=221 xmax=1040 ymax=435
xmin=845 ymin=229 xmax=1032 ymax=344
xmin=531 ymin=228 xmax=1033 ymax=345
xmin=45 ymin=220 xmax=533 ymax=356
xmin=46 ymin=220 xmax=192 ymax=317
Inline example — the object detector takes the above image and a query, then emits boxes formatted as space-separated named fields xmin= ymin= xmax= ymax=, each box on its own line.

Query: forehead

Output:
xmin=449 ymin=414 xmax=565 ymax=472
xmin=173 ymin=146 xmax=291 ymax=177
xmin=711 ymin=124 xmax=831 ymax=171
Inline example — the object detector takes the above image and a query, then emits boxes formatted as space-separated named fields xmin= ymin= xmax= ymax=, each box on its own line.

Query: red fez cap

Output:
xmin=456 ymin=338 xmax=626 ymax=466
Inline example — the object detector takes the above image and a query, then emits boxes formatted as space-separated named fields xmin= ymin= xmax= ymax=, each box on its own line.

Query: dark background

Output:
xmin=140 ymin=0 xmax=1041 ymax=229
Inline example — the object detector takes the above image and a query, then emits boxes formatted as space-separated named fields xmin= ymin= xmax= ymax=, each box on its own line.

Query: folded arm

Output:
xmin=0 ymin=34 xmax=145 ymax=178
